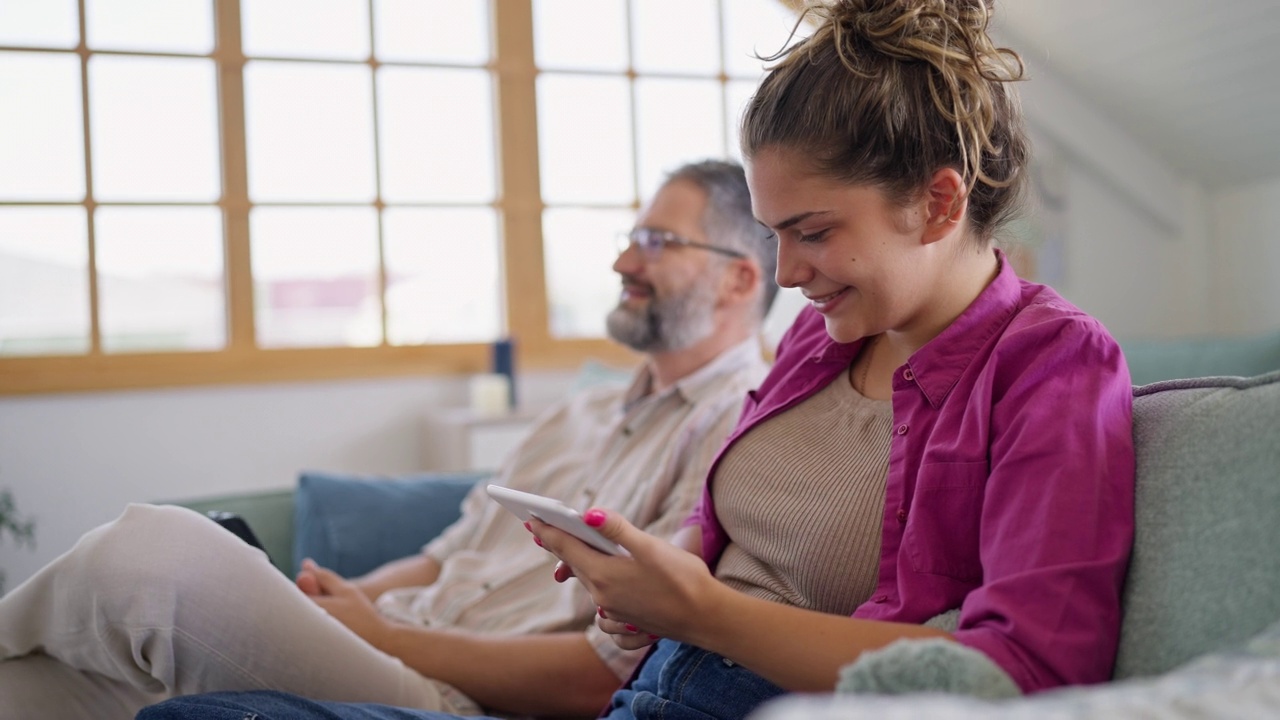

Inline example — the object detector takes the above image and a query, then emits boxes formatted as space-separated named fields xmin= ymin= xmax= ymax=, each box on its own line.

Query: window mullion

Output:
xmin=213 ymin=0 xmax=255 ymax=351
xmin=492 ymin=0 xmax=551 ymax=354
xmin=76 ymin=0 xmax=101 ymax=355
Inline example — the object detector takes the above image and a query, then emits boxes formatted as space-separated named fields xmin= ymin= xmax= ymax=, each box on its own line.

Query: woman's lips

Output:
xmin=806 ymin=287 xmax=849 ymax=313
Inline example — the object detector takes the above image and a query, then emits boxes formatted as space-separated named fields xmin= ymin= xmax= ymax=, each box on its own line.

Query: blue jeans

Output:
xmin=138 ymin=640 xmax=787 ymax=720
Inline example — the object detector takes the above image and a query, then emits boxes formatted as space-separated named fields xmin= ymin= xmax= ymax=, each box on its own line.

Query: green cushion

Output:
xmin=1114 ymin=371 xmax=1280 ymax=679
xmin=176 ymin=488 xmax=296 ymax=574
xmin=1121 ymin=331 xmax=1280 ymax=385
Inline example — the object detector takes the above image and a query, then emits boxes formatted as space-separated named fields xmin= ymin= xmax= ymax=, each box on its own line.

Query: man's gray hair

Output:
xmin=664 ymin=160 xmax=779 ymax=319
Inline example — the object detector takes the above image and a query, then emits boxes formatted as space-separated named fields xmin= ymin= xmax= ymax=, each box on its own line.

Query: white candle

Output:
xmin=469 ymin=373 xmax=511 ymax=417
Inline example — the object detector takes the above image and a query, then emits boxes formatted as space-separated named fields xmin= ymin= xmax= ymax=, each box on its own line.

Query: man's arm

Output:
xmin=376 ymin=628 xmax=622 ymax=717
xmin=350 ymin=553 xmax=441 ymax=601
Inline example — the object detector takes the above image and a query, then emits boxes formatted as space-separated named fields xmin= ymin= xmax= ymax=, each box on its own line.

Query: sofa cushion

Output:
xmin=292 ymin=471 xmax=486 ymax=578
xmin=1114 ymin=371 xmax=1280 ymax=679
xmin=1121 ymin=331 xmax=1280 ymax=385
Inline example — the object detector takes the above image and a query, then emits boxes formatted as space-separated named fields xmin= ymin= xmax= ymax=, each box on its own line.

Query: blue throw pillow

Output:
xmin=292 ymin=471 xmax=487 ymax=578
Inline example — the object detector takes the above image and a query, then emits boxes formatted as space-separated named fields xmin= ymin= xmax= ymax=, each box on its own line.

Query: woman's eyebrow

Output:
xmin=757 ymin=210 xmax=832 ymax=232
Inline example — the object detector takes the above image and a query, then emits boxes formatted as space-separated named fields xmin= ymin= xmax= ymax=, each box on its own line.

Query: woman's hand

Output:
xmin=530 ymin=509 xmax=720 ymax=647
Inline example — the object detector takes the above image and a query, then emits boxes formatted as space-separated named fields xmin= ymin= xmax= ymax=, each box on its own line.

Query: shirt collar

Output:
xmin=906 ymin=248 xmax=1022 ymax=408
xmin=625 ymin=337 xmax=767 ymax=408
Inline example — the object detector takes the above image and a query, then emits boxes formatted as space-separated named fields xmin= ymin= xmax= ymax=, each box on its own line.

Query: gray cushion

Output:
xmin=1114 ymin=371 xmax=1280 ymax=679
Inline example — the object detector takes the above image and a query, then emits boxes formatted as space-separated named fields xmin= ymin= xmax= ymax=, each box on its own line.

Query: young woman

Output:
xmin=139 ymin=1 xmax=1134 ymax=718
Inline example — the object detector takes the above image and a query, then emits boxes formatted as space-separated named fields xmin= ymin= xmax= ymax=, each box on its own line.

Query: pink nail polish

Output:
xmin=597 ymin=606 xmax=608 ymax=619
xmin=649 ymin=634 xmax=660 ymax=640
xmin=625 ymin=623 xmax=638 ymax=632
xmin=583 ymin=509 xmax=606 ymax=527
xmin=533 ymin=536 xmax=543 ymax=547
xmin=523 ymin=521 xmax=532 ymax=532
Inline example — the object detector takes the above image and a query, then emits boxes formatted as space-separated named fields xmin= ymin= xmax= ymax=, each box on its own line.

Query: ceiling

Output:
xmin=993 ymin=0 xmax=1280 ymax=189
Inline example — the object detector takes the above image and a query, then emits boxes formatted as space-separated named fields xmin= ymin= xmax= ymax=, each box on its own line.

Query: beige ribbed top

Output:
xmin=713 ymin=369 xmax=893 ymax=616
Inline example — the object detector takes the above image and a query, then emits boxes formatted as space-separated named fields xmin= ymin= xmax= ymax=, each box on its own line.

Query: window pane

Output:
xmin=374 ymin=0 xmax=490 ymax=65
xmin=86 ymin=0 xmax=213 ymax=54
xmin=543 ymin=207 xmax=633 ymax=339
xmin=378 ymin=67 xmax=495 ymax=203
xmin=0 ymin=52 xmax=84 ymax=201
xmin=89 ymin=55 xmax=221 ymax=202
xmin=383 ymin=207 xmax=501 ymax=344
xmin=533 ymin=0 xmax=627 ymax=72
xmin=725 ymin=79 xmax=759 ymax=162
xmin=241 ymin=0 xmax=369 ymax=60
xmin=723 ymin=0 xmax=806 ymax=78
xmin=251 ymin=207 xmax=379 ymax=348
xmin=245 ymin=61 xmax=375 ymax=202
xmin=537 ymin=74 xmax=633 ymax=204
xmin=631 ymin=0 xmax=718 ymax=75
xmin=635 ymin=78 xmax=725 ymax=199
xmin=95 ymin=206 xmax=224 ymax=353
xmin=0 ymin=0 xmax=79 ymax=48
xmin=0 ymin=207 xmax=89 ymax=356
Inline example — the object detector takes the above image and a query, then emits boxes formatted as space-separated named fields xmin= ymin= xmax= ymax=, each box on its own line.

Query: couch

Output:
xmin=176 ymin=367 xmax=1280 ymax=718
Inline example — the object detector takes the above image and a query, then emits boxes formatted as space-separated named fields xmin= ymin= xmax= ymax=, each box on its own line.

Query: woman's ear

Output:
xmin=921 ymin=168 xmax=968 ymax=244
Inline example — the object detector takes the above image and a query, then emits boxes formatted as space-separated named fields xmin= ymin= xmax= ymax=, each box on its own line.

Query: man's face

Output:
xmin=606 ymin=180 xmax=724 ymax=353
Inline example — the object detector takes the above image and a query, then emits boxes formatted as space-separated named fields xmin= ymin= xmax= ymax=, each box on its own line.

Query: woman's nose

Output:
xmin=774 ymin=238 xmax=810 ymax=289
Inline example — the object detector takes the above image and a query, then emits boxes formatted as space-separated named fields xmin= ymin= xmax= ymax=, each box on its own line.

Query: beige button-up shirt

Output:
xmin=376 ymin=338 xmax=768 ymax=680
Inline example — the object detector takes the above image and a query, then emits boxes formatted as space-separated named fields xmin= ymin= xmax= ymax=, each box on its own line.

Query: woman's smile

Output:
xmin=804 ymin=286 xmax=851 ymax=314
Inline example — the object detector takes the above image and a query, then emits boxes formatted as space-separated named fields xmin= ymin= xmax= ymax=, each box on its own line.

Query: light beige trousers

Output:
xmin=0 ymin=504 xmax=479 ymax=720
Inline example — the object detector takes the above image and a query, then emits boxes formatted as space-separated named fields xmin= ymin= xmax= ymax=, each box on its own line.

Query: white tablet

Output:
xmin=486 ymin=484 xmax=625 ymax=556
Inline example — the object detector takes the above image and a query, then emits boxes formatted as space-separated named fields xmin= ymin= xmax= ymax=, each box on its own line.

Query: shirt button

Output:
xmin=896 ymin=508 xmax=908 ymax=523
xmin=896 ymin=424 xmax=909 ymax=435
xmin=902 ymin=368 xmax=914 ymax=381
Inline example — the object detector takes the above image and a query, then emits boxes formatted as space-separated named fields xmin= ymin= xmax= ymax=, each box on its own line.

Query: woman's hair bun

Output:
xmin=744 ymin=0 xmax=1030 ymax=241
xmin=802 ymin=0 xmax=1021 ymax=84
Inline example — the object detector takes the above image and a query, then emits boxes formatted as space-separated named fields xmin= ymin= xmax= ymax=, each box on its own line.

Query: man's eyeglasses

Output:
xmin=616 ymin=228 xmax=746 ymax=260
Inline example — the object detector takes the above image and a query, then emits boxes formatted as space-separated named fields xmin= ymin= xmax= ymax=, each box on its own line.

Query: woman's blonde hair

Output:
xmin=742 ymin=0 xmax=1028 ymax=241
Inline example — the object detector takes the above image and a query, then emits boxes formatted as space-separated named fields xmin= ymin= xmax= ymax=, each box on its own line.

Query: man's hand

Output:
xmin=297 ymin=558 xmax=393 ymax=650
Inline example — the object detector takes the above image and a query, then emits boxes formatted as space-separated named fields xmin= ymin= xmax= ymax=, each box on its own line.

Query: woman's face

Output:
xmin=746 ymin=147 xmax=939 ymax=344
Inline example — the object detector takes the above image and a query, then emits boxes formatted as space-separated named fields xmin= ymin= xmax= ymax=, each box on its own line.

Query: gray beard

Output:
xmin=605 ymin=278 xmax=717 ymax=353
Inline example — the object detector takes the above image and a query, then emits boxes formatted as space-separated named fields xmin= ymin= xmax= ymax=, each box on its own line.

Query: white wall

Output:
xmin=0 ymin=370 xmax=580 ymax=591
xmin=1210 ymin=176 xmax=1280 ymax=335
xmin=1049 ymin=161 xmax=1213 ymax=339
xmin=1011 ymin=53 xmax=1216 ymax=339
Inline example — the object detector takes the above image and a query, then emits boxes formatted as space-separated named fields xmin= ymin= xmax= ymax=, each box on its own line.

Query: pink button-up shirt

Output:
xmin=689 ymin=252 xmax=1136 ymax=693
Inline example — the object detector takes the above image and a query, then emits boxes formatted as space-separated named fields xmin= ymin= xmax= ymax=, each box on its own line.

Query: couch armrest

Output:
xmin=176 ymin=489 xmax=296 ymax=574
